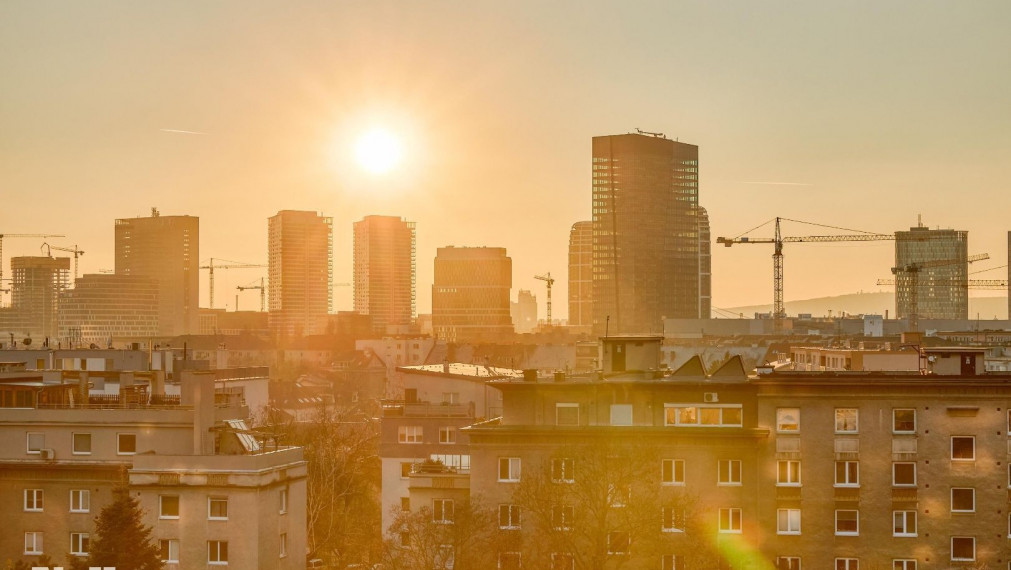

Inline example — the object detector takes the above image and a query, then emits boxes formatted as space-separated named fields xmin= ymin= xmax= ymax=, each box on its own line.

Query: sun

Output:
xmin=354 ymin=128 xmax=403 ymax=174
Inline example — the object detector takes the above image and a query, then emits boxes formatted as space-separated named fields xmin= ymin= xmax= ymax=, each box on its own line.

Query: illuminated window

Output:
xmin=777 ymin=508 xmax=801 ymax=534
xmin=777 ymin=408 xmax=800 ymax=432
xmin=718 ymin=508 xmax=742 ymax=533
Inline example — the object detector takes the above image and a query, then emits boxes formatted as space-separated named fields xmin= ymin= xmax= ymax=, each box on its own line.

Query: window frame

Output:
xmin=835 ymin=509 xmax=859 ymax=536
xmin=606 ymin=531 xmax=630 ymax=555
xmin=433 ymin=498 xmax=455 ymax=524
xmin=555 ymin=403 xmax=579 ymax=426
xmin=777 ymin=460 xmax=801 ymax=486
xmin=776 ymin=408 xmax=800 ymax=433
xmin=208 ymin=496 xmax=229 ymax=520
xmin=438 ymin=426 xmax=457 ymax=445
xmin=951 ymin=487 xmax=976 ymax=513
xmin=718 ymin=459 xmax=742 ymax=486
xmin=950 ymin=536 xmax=975 ymax=562
xmin=398 ymin=425 xmax=423 ymax=444
xmin=892 ymin=409 xmax=916 ymax=433
xmin=662 ymin=506 xmax=685 ymax=533
xmin=498 ymin=504 xmax=521 ymax=530
xmin=892 ymin=510 xmax=917 ymax=537
xmin=280 ymin=488 xmax=288 ymax=514
xmin=208 ymin=540 xmax=229 ymax=565
xmin=70 ymin=489 xmax=90 ymax=513
xmin=498 ymin=552 xmax=522 ymax=570
xmin=610 ymin=403 xmax=633 ymax=426
xmin=498 ymin=457 xmax=521 ymax=482
xmin=160 ymin=538 xmax=180 ymax=563
xmin=551 ymin=504 xmax=574 ymax=531
xmin=279 ymin=532 xmax=287 ymax=558
xmin=834 ymin=408 xmax=859 ymax=433
xmin=72 ymin=432 xmax=92 ymax=455
xmin=664 ymin=404 xmax=743 ymax=427
xmin=892 ymin=462 xmax=916 ymax=487
xmin=776 ymin=557 xmax=802 ymax=570
xmin=70 ymin=532 xmax=89 ymax=556
xmin=24 ymin=488 xmax=43 ymax=512
xmin=26 ymin=432 xmax=44 ymax=454
xmin=117 ymin=432 xmax=137 ymax=455
xmin=552 ymin=457 xmax=575 ymax=483
xmin=892 ymin=561 xmax=916 ymax=570
xmin=835 ymin=559 xmax=858 ymax=570
xmin=718 ymin=507 xmax=742 ymax=534
xmin=24 ymin=531 xmax=43 ymax=555
xmin=777 ymin=508 xmax=801 ymax=535
xmin=159 ymin=495 xmax=180 ymax=519
xmin=662 ymin=458 xmax=685 ymax=486
xmin=834 ymin=460 xmax=860 ymax=487
xmin=552 ymin=553 xmax=576 ymax=570
xmin=951 ymin=436 xmax=975 ymax=461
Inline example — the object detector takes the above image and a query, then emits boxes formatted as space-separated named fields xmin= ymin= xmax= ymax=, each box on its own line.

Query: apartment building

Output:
xmin=0 ymin=368 xmax=306 ymax=569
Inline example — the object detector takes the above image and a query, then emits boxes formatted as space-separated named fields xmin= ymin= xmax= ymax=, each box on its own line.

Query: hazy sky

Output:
xmin=3 ymin=1 xmax=1010 ymax=319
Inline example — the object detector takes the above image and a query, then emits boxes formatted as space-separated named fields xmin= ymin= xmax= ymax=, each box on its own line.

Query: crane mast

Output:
xmin=534 ymin=272 xmax=556 ymax=326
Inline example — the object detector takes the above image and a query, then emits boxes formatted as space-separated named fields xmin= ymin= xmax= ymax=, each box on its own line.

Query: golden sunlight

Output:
xmin=354 ymin=128 xmax=403 ymax=174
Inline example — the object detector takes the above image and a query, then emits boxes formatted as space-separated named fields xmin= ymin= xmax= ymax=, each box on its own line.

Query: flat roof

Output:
xmin=397 ymin=363 xmax=524 ymax=379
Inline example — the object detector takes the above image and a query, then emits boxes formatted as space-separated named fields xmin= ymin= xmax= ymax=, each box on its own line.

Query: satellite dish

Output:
xmin=22 ymin=338 xmax=32 ymax=346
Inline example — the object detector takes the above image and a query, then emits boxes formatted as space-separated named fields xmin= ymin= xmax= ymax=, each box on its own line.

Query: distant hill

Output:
xmin=724 ymin=292 xmax=1008 ymax=320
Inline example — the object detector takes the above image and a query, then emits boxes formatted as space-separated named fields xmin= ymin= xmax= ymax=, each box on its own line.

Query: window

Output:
xmin=662 ymin=506 xmax=685 ymax=533
xmin=777 ymin=408 xmax=800 ymax=432
xmin=160 ymin=539 xmax=179 ymax=563
xmin=552 ymin=505 xmax=574 ymax=530
xmin=835 ymin=461 xmax=859 ymax=487
xmin=718 ymin=459 xmax=742 ymax=485
xmin=893 ymin=561 xmax=916 ymax=570
xmin=433 ymin=499 xmax=454 ymax=523
xmin=718 ymin=508 xmax=742 ymax=533
xmin=556 ymin=403 xmax=579 ymax=426
xmin=552 ymin=553 xmax=575 ymax=570
xmin=835 ymin=409 xmax=858 ymax=433
xmin=439 ymin=427 xmax=457 ymax=444
xmin=279 ymin=533 xmax=287 ymax=558
xmin=498 ymin=457 xmax=521 ymax=482
xmin=607 ymin=531 xmax=629 ymax=555
xmin=398 ymin=426 xmax=423 ymax=444
xmin=118 ymin=433 xmax=137 ymax=454
xmin=208 ymin=540 xmax=229 ymax=565
xmin=893 ymin=409 xmax=916 ymax=433
xmin=552 ymin=458 xmax=574 ymax=483
xmin=70 ymin=532 xmax=89 ymax=556
xmin=401 ymin=497 xmax=410 ymax=512
xmin=951 ymin=536 xmax=975 ymax=561
xmin=70 ymin=489 xmax=90 ymax=513
xmin=498 ymin=552 xmax=521 ymax=570
xmin=836 ymin=559 xmax=858 ymax=570
xmin=435 ymin=545 xmax=454 ymax=569
xmin=664 ymin=404 xmax=743 ymax=426
xmin=24 ymin=532 xmax=42 ymax=555
xmin=951 ymin=488 xmax=975 ymax=512
xmin=777 ymin=558 xmax=801 ymax=570
xmin=608 ymin=483 xmax=630 ymax=507
xmin=26 ymin=432 xmax=44 ymax=454
xmin=893 ymin=511 xmax=917 ymax=536
xmin=835 ymin=510 xmax=859 ymax=535
xmin=777 ymin=508 xmax=801 ymax=534
xmin=662 ymin=554 xmax=684 ymax=570
xmin=892 ymin=462 xmax=916 ymax=486
xmin=280 ymin=488 xmax=288 ymax=514
xmin=72 ymin=432 xmax=92 ymax=455
xmin=951 ymin=436 xmax=975 ymax=460
xmin=662 ymin=459 xmax=685 ymax=485
xmin=610 ymin=404 xmax=633 ymax=426
xmin=24 ymin=489 xmax=43 ymax=512
xmin=208 ymin=497 xmax=228 ymax=520
xmin=777 ymin=460 xmax=801 ymax=486
xmin=442 ymin=392 xmax=459 ymax=404
xmin=160 ymin=495 xmax=180 ymax=519
xmin=499 ymin=504 xmax=520 ymax=529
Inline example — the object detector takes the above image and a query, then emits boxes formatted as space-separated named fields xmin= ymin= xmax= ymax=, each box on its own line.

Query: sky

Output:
xmin=2 ymin=1 xmax=1010 ymax=319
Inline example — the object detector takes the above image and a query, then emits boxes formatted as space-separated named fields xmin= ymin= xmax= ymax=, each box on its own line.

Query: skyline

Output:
xmin=3 ymin=1 xmax=1011 ymax=318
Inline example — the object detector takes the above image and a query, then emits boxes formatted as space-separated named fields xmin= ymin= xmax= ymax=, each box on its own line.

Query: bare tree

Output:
xmin=382 ymin=496 xmax=501 ymax=570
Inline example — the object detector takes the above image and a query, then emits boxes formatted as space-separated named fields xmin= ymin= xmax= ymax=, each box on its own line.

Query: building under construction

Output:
xmin=0 ymin=255 xmax=70 ymax=343
xmin=58 ymin=273 xmax=159 ymax=346
xmin=895 ymin=224 xmax=969 ymax=321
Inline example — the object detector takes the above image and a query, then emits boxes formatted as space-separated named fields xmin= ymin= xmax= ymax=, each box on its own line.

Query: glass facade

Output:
xmin=894 ymin=226 xmax=968 ymax=320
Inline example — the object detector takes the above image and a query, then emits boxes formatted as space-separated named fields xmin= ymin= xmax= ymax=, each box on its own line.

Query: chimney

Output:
xmin=181 ymin=370 xmax=216 ymax=455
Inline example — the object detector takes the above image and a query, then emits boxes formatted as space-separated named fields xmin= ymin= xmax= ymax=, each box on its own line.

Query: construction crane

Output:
xmin=883 ymin=254 xmax=989 ymax=331
xmin=199 ymin=258 xmax=267 ymax=310
xmin=0 ymin=233 xmax=65 ymax=304
xmin=534 ymin=272 xmax=555 ymax=325
xmin=237 ymin=277 xmax=266 ymax=312
xmin=47 ymin=244 xmax=85 ymax=281
xmin=717 ymin=217 xmax=893 ymax=331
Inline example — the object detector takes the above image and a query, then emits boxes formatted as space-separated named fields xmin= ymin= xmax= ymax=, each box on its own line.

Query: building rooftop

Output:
xmin=396 ymin=362 xmax=525 ymax=379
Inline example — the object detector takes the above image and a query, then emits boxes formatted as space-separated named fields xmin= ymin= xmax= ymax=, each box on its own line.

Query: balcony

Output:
xmin=381 ymin=400 xmax=475 ymax=418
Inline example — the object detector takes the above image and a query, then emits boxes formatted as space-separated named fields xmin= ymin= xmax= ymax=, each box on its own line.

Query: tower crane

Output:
xmin=237 ymin=277 xmax=266 ymax=312
xmin=717 ymin=217 xmax=894 ymax=331
xmin=199 ymin=258 xmax=267 ymax=310
xmin=0 ymin=233 xmax=65 ymax=304
xmin=881 ymin=254 xmax=989 ymax=331
xmin=49 ymin=244 xmax=85 ymax=281
xmin=534 ymin=272 xmax=555 ymax=325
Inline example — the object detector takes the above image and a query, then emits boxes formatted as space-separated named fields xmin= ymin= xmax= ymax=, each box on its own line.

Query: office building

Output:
xmin=592 ymin=132 xmax=700 ymax=335
xmin=567 ymin=221 xmax=593 ymax=328
xmin=431 ymin=247 xmax=513 ymax=342
xmin=268 ymin=210 xmax=333 ymax=337
xmin=511 ymin=289 xmax=537 ymax=333
xmin=698 ymin=206 xmax=711 ymax=319
xmin=58 ymin=274 xmax=159 ymax=346
xmin=894 ymin=224 xmax=968 ymax=321
xmin=115 ymin=211 xmax=199 ymax=336
xmin=353 ymin=215 xmax=416 ymax=334
xmin=0 ymin=256 xmax=71 ymax=342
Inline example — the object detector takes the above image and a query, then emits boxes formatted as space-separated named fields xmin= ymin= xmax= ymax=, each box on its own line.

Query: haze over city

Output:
xmin=4 ymin=1 xmax=1010 ymax=318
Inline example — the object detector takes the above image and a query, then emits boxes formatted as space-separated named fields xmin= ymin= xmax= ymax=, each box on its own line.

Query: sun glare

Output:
xmin=354 ymin=128 xmax=403 ymax=174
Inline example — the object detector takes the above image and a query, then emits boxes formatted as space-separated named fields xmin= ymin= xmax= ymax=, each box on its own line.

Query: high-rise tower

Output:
xmin=353 ymin=215 xmax=416 ymax=334
xmin=268 ymin=210 xmax=333 ymax=337
xmin=698 ymin=206 xmax=712 ymax=319
xmin=114 ymin=211 xmax=199 ymax=336
xmin=567 ymin=221 xmax=593 ymax=328
xmin=591 ymin=132 xmax=700 ymax=334
xmin=432 ymin=246 xmax=513 ymax=342
xmin=894 ymin=224 xmax=968 ymax=321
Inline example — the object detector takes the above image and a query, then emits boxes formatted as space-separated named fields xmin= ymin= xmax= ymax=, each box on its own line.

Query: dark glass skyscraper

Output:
xmin=591 ymin=132 xmax=699 ymax=334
